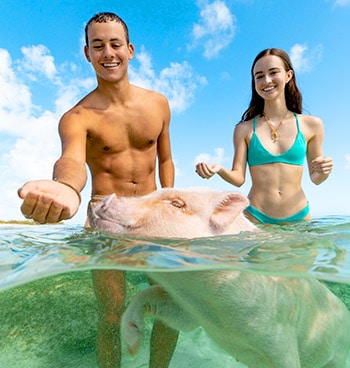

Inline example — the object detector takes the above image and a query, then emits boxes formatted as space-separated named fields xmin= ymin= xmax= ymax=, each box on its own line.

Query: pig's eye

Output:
xmin=170 ymin=198 xmax=186 ymax=209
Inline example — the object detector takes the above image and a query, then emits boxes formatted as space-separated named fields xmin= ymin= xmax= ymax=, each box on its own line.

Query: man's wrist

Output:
xmin=53 ymin=178 xmax=81 ymax=204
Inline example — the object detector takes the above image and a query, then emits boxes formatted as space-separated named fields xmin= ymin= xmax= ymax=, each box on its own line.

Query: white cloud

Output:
xmin=130 ymin=47 xmax=207 ymax=113
xmin=331 ymin=0 xmax=350 ymax=6
xmin=290 ymin=43 xmax=323 ymax=74
xmin=188 ymin=0 xmax=237 ymax=59
xmin=173 ymin=159 xmax=182 ymax=178
xmin=345 ymin=154 xmax=350 ymax=169
xmin=20 ymin=45 xmax=58 ymax=81
xmin=0 ymin=114 xmax=61 ymax=220
xmin=2 ymin=132 xmax=59 ymax=180
xmin=0 ymin=49 xmax=33 ymax=135
xmin=193 ymin=147 xmax=226 ymax=164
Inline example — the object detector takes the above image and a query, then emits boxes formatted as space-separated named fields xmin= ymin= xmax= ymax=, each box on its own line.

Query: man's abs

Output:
xmin=91 ymin=170 xmax=157 ymax=197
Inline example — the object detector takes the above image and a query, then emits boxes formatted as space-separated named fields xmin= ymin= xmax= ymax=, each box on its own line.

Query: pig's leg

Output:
xmin=121 ymin=285 xmax=198 ymax=355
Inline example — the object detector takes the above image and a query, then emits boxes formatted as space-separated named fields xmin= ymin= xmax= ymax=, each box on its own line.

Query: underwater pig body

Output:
xmin=91 ymin=188 xmax=350 ymax=368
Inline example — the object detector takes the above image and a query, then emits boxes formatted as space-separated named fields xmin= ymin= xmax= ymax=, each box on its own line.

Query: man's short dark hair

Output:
xmin=85 ymin=12 xmax=130 ymax=46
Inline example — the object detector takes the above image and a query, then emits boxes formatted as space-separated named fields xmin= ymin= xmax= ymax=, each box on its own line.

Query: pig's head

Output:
xmin=90 ymin=188 xmax=257 ymax=238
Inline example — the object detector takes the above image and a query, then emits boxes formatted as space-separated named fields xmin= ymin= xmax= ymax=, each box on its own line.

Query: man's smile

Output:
xmin=102 ymin=62 xmax=120 ymax=68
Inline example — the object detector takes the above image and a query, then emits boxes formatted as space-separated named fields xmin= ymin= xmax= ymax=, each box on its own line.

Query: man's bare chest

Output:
xmin=86 ymin=115 xmax=162 ymax=153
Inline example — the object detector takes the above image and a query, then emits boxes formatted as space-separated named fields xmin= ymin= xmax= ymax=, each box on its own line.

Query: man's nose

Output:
xmin=102 ymin=45 xmax=114 ymax=58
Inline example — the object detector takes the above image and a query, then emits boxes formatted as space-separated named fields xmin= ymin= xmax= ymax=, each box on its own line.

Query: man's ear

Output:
xmin=84 ymin=45 xmax=91 ymax=62
xmin=128 ymin=43 xmax=135 ymax=61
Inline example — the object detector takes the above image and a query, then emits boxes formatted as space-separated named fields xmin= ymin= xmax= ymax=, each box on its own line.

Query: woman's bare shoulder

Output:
xmin=298 ymin=113 xmax=323 ymax=126
xmin=298 ymin=114 xmax=324 ymax=141
xmin=235 ymin=118 xmax=254 ymax=134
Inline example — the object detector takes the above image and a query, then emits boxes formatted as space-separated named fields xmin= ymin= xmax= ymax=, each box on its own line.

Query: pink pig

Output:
xmin=91 ymin=187 xmax=257 ymax=237
xmin=91 ymin=188 xmax=350 ymax=368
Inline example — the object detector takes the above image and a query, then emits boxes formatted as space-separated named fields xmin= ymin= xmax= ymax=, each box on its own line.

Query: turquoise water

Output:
xmin=1 ymin=216 xmax=350 ymax=367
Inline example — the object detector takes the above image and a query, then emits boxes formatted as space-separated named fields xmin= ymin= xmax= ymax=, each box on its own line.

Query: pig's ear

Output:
xmin=210 ymin=192 xmax=248 ymax=231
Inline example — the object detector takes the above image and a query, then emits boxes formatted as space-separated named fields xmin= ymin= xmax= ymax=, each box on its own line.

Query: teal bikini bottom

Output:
xmin=245 ymin=203 xmax=310 ymax=224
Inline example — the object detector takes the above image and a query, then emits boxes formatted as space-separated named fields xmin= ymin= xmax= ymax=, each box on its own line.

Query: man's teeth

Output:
xmin=103 ymin=63 xmax=119 ymax=67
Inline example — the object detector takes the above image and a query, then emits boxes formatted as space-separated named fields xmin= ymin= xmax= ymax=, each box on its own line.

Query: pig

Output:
xmin=90 ymin=188 xmax=350 ymax=368
xmin=90 ymin=187 xmax=257 ymax=237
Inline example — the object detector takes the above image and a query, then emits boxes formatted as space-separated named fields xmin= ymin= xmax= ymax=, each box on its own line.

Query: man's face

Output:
xmin=84 ymin=21 xmax=134 ymax=83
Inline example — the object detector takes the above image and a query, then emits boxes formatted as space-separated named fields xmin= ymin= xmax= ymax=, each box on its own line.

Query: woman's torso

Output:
xmin=245 ymin=113 xmax=308 ymax=219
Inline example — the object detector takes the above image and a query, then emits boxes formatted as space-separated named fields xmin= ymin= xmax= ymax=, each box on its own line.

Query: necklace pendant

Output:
xmin=271 ymin=132 xmax=278 ymax=142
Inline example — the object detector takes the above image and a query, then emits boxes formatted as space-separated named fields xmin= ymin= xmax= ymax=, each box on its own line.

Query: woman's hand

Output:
xmin=311 ymin=156 xmax=333 ymax=175
xmin=195 ymin=162 xmax=221 ymax=179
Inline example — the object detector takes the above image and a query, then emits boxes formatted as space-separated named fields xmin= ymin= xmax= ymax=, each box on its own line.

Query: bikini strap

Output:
xmin=253 ymin=116 xmax=258 ymax=132
xmin=293 ymin=112 xmax=300 ymax=132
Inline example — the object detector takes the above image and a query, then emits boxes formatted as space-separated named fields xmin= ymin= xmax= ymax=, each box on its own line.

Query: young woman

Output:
xmin=196 ymin=48 xmax=333 ymax=224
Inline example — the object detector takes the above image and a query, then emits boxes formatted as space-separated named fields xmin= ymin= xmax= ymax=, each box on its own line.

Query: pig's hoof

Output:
xmin=121 ymin=319 xmax=142 ymax=355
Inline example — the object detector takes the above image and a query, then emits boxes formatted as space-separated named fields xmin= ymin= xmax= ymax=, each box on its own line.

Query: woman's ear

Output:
xmin=286 ymin=69 xmax=293 ymax=83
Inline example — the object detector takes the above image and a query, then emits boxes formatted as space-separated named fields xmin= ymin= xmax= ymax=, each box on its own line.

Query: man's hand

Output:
xmin=18 ymin=180 xmax=80 ymax=223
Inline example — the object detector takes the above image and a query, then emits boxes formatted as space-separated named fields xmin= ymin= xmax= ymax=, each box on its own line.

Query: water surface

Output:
xmin=1 ymin=216 xmax=350 ymax=367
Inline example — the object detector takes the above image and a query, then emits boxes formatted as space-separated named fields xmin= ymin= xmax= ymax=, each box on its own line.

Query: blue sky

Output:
xmin=0 ymin=0 xmax=349 ymax=223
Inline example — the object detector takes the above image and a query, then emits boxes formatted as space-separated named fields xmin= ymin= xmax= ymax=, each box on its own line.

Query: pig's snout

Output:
xmin=93 ymin=194 xmax=118 ymax=219
xmin=91 ymin=194 xmax=142 ymax=233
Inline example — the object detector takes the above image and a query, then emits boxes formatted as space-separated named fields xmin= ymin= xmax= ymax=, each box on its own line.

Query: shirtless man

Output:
xmin=18 ymin=12 xmax=176 ymax=368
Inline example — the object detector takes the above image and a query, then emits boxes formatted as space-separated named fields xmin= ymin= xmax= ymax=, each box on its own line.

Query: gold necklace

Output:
xmin=262 ymin=111 xmax=288 ymax=142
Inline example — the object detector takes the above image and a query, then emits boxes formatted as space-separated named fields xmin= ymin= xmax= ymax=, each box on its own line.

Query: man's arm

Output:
xmin=157 ymin=98 xmax=174 ymax=188
xmin=18 ymin=112 xmax=88 ymax=223
xmin=52 ymin=110 xmax=88 ymax=193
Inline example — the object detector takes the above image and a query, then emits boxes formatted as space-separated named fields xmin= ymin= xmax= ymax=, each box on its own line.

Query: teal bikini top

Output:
xmin=247 ymin=113 xmax=306 ymax=167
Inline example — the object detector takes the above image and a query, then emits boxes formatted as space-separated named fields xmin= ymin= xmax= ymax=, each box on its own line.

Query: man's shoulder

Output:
xmin=132 ymin=85 xmax=168 ymax=104
xmin=59 ymin=98 xmax=97 ymax=129
xmin=62 ymin=92 xmax=97 ymax=118
xmin=61 ymin=104 xmax=88 ymax=121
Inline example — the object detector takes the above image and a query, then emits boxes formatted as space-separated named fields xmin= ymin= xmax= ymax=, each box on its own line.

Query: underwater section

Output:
xmin=0 ymin=217 xmax=350 ymax=367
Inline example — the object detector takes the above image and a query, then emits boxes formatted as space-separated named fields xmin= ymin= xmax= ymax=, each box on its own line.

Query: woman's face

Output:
xmin=253 ymin=55 xmax=293 ymax=101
